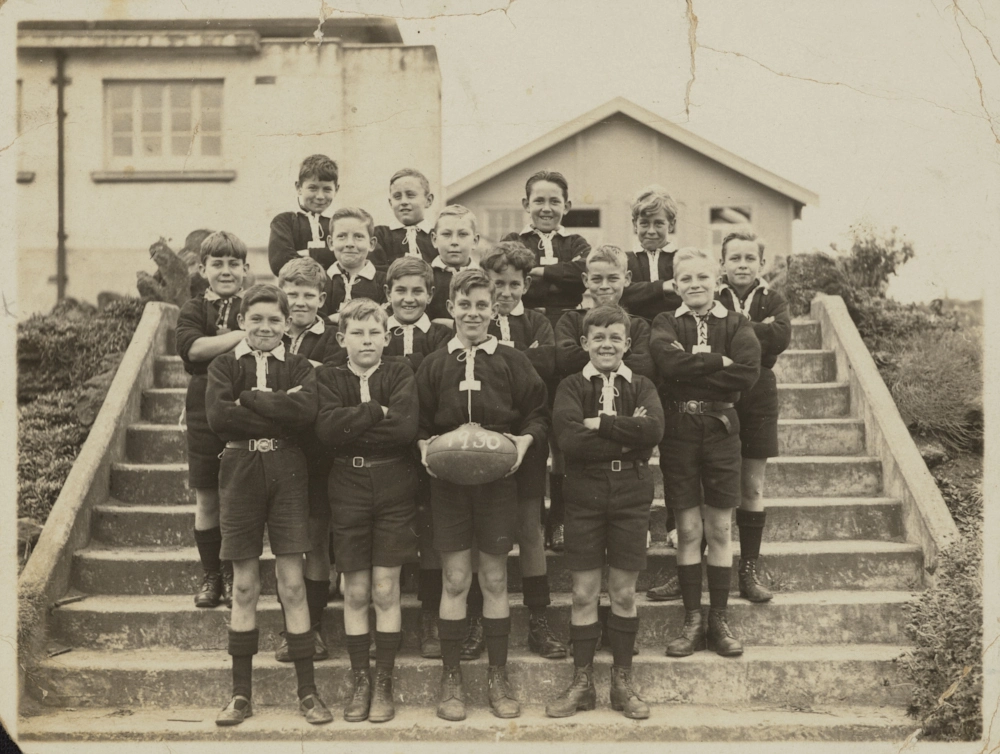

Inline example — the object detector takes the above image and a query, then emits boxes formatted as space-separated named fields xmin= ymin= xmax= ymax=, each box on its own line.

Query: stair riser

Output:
xmin=772 ymin=351 xmax=836 ymax=384
xmin=110 ymin=466 xmax=193 ymax=505
xmin=92 ymin=508 xmax=194 ymax=547
xmin=789 ymin=322 xmax=821 ymax=350
xmin=778 ymin=385 xmax=850 ymax=419
xmin=71 ymin=549 xmax=922 ymax=595
xmin=126 ymin=427 xmax=187 ymax=464
xmin=27 ymin=656 xmax=909 ymax=709
xmin=154 ymin=359 xmax=188 ymax=389
xmin=778 ymin=422 xmax=864 ymax=456
xmin=141 ymin=391 xmax=187 ymax=424
xmin=52 ymin=600 xmax=909 ymax=651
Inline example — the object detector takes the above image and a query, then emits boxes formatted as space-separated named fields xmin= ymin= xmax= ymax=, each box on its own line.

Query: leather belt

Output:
xmin=333 ymin=455 xmax=408 ymax=468
xmin=671 ymin=400 xmax=735 ymax=414
xmin=568 ymin=459 xmax=647 ymax=472
xmin=225 ymin=438 xmax=293 ymax=452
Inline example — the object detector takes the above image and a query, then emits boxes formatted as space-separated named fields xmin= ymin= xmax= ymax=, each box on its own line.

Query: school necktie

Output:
xmin=695 ymin=313 xmax=710 ymax=346
xmin=288 ymin=330 xmax=306 ymax=355
xmin=495 ymin=314 xmax=511 ymax=343
xmin=404 ymin=227 xmax=420 ymax=258
xmin=215 ymin=297 xmax=234 ymax=330
xmin=393 ymin=324 xmax=415 ymax=356
xmin=597 ymin=374 xmax=618 ymax=416
xmin=537 ymin=231 xmax=557 ymax=265
xmin=250 ymin=350 xmax=270 ymax=391
xmin=338 ymin=270 xmax=358 ymax=309
xmin=730 ymin=286 xmax=759 ymax=319
xmin=303 ymin=211 xmax=323 ymax=244
xmin=646 ymin=250 xmax=661 ymax=282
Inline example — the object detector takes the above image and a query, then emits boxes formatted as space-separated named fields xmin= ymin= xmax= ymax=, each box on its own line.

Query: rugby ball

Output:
xmin=426 ymin=423 xmax=518 ymax=485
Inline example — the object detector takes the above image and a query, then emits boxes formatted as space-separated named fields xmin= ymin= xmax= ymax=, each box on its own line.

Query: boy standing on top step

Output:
xmin=268 ymin=154 xmax=340 ymax=275
xmin=373 ymin=168 xmax=438 ymax=267
xmin=175 ymin=231 xmax=248 ymax=610
xmin=207 ymin=283 xmax=332 ymax=726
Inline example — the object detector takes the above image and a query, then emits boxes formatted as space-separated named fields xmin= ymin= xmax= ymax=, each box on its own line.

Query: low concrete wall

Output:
xmin=810 ymin=295 xmax=959 ymax=581
xmin=17 ymin=302 xmax=178 ymax=694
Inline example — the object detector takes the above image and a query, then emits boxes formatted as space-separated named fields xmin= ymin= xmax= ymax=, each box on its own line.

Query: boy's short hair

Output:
xmin=278 ymin=257 xmax=328 ymax=291
xmin=298 ymin=154 xmax=339 ymax=186
xmin=631 ymin=185 xmax=678 ymax=224
xmin=389 ymin=168 xmax=431 ymax=197
xmin=479 ymin=241 xmax=534 ymax=277
xmin=434 ymin=204 xmax=478 ymax=234
xmin=449 ymin=267 xmax=495 ymax=302
xmin=338 ymin=297 xmax=388 ymax=331
xmin=583 ymin=303 xmax=631 ymax=335
xmin=240 ymin=283 xmax=289 ymax=317
xmin=330 ymin=207 xmax=375 ymax=238
xmin=524 ymin=170 xmax=569 ymax=201
xmin=199 ymin=230 xmax=248 ymax=264
xmin=586 ymin=245 xmax=629 ymax=272
xmin=386 ymin=256 xmax=434 ymax=289
xmin=721 ymin=231 xmax=765 ymax=260
xmin=673 ymin=247 xmax=720 ymax=275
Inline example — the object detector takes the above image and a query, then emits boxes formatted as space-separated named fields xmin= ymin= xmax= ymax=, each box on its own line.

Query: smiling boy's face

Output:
xmin=336 ymin=315 xmax=390 ymax=370
xmin=433 ymin=214 xmax=478 ymax=268
xmin=386 ymin=274 xmax=432 ymax=325
xmin=389 ymin=176 xmax=433 ymax=226
xmin=522 ymin=180 xmax=569 ymax=233
xmin=280 ymin=282 xmax=325 ymax=329
xmin=634 ymin=208 xmax=675 ymax=252
xmin=447 ymin=286 xmax=495 ymax=345
xmin=486 ymin=266 xmax=530 ymax=316
xmin=673 ymin=255 xmax=719 ymax=313
xmin=238 ymin=300 xmax=288 ymax=352
xmin=329 ymin=217 xmax=375 ymax=271
xmin=200 ymin=255 xmax=247 ymax=298
xmin=296 ymin=174 xmax=337 ymax=214
xmin=583 ymin=260 xmax=631 ymax=307
xmin=582 ymin=322 xmax=630 ymax=373
xmin=722 ymin=239 xmax=763 ymax=291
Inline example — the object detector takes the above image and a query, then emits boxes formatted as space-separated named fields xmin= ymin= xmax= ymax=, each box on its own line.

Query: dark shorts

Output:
xmin=307 ymin=451 xmax=333 ymax=551
xmin=515 ymin=441 xmax=549 ymax=500
xmin=659 ymin=410 xmax=742 ymax=510
xmin=415 ymin=470 xmax=439 ymax=568
xmin=185 ymin=374 xmax=225 ymax=489
xmin=737 ymin=367 xmax=779 ymax=459
xmin=219 ymin=446 xmax=311 ymax=561
xmin=430 ymin=476 xmax=518 ymax=555
xmin=563 ymin=463 xmax=654 ymax=572
xmin=329 ymin=458 xmax=419 ymax=572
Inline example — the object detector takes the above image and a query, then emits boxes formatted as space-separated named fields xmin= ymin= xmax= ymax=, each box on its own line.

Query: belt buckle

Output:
xmin=352 ymin=456 xmax=365 ymax=468
xmin=257 ymin=438 xmax=274 ymax=453
xmin=685 ymin=400 xmax=701 ymax=414
xmin=611 ymin=460 xmax=622 ymax=472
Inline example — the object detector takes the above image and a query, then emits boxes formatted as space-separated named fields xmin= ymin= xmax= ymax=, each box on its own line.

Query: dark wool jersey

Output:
xmin=501 ymin=229 xmax=590 ymax=312
xmin=554 ymin=308 xmax=656 ymax=380
xmin=374 ymin=225 xmax=438 ymax=268
xmin=268 ymin=211 xmax=336 ymax=275
xmin=717 ymin=280 xmax=791 ymax=369
xmin=314 ymin=359 xmax=419 ymax=458
xmin=627 ymin=248 xmax=676 ymax=284
xmin=205 ymin=344 xmax=318 ymax=441
xmin=554 ymin=364 xmax=665 ymax=464
xmin=650 ymin=301 xmax=761 ymax=404
xmin=282 ymin=315 xmax=338 ymax=367
xmin=425 ymin=260 xmax=479 ymax=321
xmin=383 ymin=313 xmax=453 ymax=372
xmin=486 ymin=303 xmax=556 ymax=382
xmin=415 ymin=336 xmax=549 ymax=450
xmin=176 ymin=292 xmax=243 ymax=376
xmin=323 ymin=261 xmax=387 ymax=318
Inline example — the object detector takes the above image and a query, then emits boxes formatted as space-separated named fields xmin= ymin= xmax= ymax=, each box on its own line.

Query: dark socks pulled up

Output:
xmin=482 ymin=616 xmax=511 ymax=666
xmin=438 ymin=617 xmax=468 ymax=670
xmin=303 ymin=578 xmax=329 ymax=630
xmin=375 ymin=630 xmax=402 ymax=673
xmin=285 ymin=629 xmax=317 ymax=699
xmin=677 ymin=563 xmax=703 ymax=611
xmin=228 ymin=628 xmax=258 ymax=700
xmin=736 ymin=509 xmax=767 ymax=561
xmin=194 ymin=527 xmax=222 ymax=573
xmin=570 ymin=622 xmax=601 ymax=668
xmin=707 ymin=565 xmax=732 ymax=610
xmin=607 ymin=613 xmax=639 ymax=669
xmin=346 ymin=633 xmax=371 ymax=672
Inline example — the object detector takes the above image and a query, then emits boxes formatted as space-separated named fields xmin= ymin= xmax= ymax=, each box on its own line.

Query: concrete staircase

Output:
xmin=20 ymin=318 xmax=920 ymax=742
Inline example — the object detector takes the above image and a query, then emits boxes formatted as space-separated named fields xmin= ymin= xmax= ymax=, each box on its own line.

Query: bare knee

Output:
xmin=609 ymin=583 xmax=636 ymax=614
xmin=343 ymin=578 xmax=370 ymax=611
xmin=571 ymin=581 xmax=600 ymax=612
xmin=478 ymin=567 xmax=507 ymax=599
xmin=704 ymin=519 xmax=731 ymax=550
xmin=675 ymin=514 xmax=703 ymax=544
xmin=233 ymin=580 xmax=259 ymax=609
xmin=442 ymin=566 xmax=472 ymax=599
xmin=371 ymin=578 xmax=399 ymax=612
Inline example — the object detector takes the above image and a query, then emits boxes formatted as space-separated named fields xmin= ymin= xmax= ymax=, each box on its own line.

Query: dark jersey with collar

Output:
xmin=384 ymin=316 xmax=453 ymax=372
xmin=621 ymin=249 xmax=683 ymax=321
xmin=282 ymin=315 xmax=338 ymax=366
xmin=176 ymin=293 xmax=243 ymax=376
xmin=205 ymin=349 xmax=317 ymax=441
xmin=501 ymin=229 xmax=591 ymax=312
xmin=426 ymin=262 xmax=477 ymax=321
xmin=554 ymin=369 xmax=664 ymax=464
xmin=486 ymin=307 xmax=556 ymax=382
xmin=373 ymin=225 xmax=438 ymax=268
xmin=650 ymin=305 xmax=761 ymax=404
xmin=627 ymin=248 xmax=676 ymax=284
xmin=415 ymin=340 xmax=549 ymax=449
xmin=324 ymin=266 xmax=387 ymax=318
xmin=716 ymin=281 xmax=791 ymax=368
xmin=314 ymin=359 xmax=419 ymax=458
xmin=554 ymin=308 xmax=655 ymax=380
xmin=268 ymin=211 xmax=336 ymax=276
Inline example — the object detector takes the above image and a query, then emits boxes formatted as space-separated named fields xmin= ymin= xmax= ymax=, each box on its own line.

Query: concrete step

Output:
xmin=71 ymin=540 xmax=923 ymax=595
xmin=126 ymin=423 xmax=186 ymax=464
xmin=15 ymin=703 xmax=918 ymax=743
xmin=154 ymin=355 xmax=188 ymax=389
xmin=790 ymin=319 xmax=821 ymax=350
xmin=772 ymin=349 xmax=836 ymax=384
xmin=51 ymin=590 xmax=914 ymax=651
xmin=141 ymin=388 xmax=187 ymax=424
xmin=110 ymin=463 xmax=193 ymax=504
xmin=778 ymin=418 xmax=864 ymax=456
xmin=777 ymin=382 xmax=850 ymax=419
xmin=26 ymin=644 xmax=910 ymax=709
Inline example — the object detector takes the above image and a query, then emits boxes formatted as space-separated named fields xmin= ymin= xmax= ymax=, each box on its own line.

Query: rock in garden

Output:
xmin=916 ymin=439 xmax=949 ymax=469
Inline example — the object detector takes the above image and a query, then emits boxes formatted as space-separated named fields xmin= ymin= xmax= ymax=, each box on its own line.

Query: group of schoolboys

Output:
xmin=176 ymin=153 xmax=790 ymax=727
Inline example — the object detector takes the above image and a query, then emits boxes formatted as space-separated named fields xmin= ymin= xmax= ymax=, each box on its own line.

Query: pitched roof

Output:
xmin=447 ymin=97 xmax=818 ymax=213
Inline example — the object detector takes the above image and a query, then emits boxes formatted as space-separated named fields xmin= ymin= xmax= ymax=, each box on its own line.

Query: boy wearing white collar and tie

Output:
xmin=373 ymin=168 xmax=438 ymax=267
xmin=268 ymin=155 xmax=340 ymax=276
xmin=425 ymin=204 xmax=482 ymax=321
xmin=547 ymin=304 xmax=664 ymax=720
xmin=621 ymin=186 xmax=685 ymax=321
xmin=206 ymin=284 xmax=332 ymax=727
xmin=323 ymin=207 xmax=387 ymax=321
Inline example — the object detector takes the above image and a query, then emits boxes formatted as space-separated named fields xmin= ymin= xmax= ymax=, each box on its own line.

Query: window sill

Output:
xmin=91 ymin=170 xmax=236 ymax=183
xmin=17 ymin=171 xmax=36 ymax=184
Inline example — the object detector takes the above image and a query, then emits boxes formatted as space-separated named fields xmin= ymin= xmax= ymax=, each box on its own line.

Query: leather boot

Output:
xmin=545 ymin=664 xmax=596 ymax=717
xmin=436 ymin=666 xmax=466 ymax=721
xmin=738 ymin=558 xmax=773 ymax=603
xmin=368 ymin=668 xmax=395 ymax=723
xmin=528 ymin=615 xmax=568 ymax=659
xmin=665 ymin=609 xmax=706 ymax=657
xmin=195 ymin=570 xmax=222 ymax=608
xmin=646 ymin=575 xmax=681 ymax=601
xmin=707 ymin=608 xmax=744 ymax=657
xmin=460 ymin=615 xmax=484 ymax=660
xmin=610 ymin=666 xmax=650 ymax=719
xmin=343 ymin=668 xmax=371 ymax=722
xmin=420 ymin=610 xmax=442 ymax=659
xmin=220 ymin=562 xmax=234 ymax=608
xmin=487 ymin=664 xmax=521 ymax=719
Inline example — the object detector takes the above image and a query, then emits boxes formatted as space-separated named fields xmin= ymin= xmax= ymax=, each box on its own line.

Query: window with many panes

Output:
xmin=105 ymin=80 xmax=223 ymax=169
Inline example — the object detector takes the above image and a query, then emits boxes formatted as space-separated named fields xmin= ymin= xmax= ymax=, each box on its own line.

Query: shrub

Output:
xmin=832 ymin=222 xmax=914 ymax=295
xmin=903 ymin=533 xmax=983 ymax=741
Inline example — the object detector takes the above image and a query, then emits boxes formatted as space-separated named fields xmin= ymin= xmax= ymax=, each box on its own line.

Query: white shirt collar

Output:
xmin=347 ymin=359 xmax=381 ymax=380
xmin=431 ymin=256 xmax=478 ymax=272
xmin=447 ymin=335 xmax=499 ymax=354
xmin=388 ymin=218 xmax=432 ymax=233
xmin=521 ymin=224 xmax=571 ymax=237
xmin=304 ymin=317 xmax=326 ymax=335
xmin=719 ymin=278 xmax=768 ymax=296
xmin=296 ymin=202 xmax=335 ymax=219
xmin=676 ymin=300 xmax=730 ymax=319
xmin=204 ymin=289 xmax=241 ymax=302
xmin=638 ymin=241 xmax=679 ymax=255
xmin=387 ymin=313 xmax=431 ymax=332
xmin=327 ymin=260 xmax=377 ymax=280
xmin=500 ymin=301 xmax=525 ymax=317
xmin=582 ymin=361 xmax=633 ymax=383
xmin=234 ymin=340 xmax=286 ymax=361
